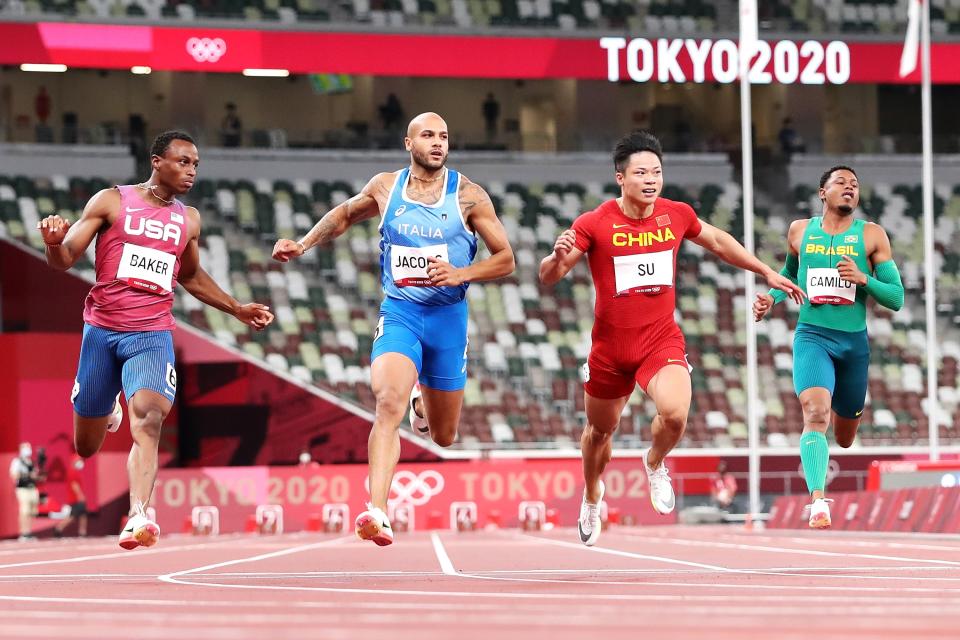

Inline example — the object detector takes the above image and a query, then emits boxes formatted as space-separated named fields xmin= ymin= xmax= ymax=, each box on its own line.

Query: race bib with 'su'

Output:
xmin=613 ymin=249 xmax=674 ymax=296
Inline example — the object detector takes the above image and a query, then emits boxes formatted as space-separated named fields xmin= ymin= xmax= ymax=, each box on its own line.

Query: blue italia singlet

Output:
xmin=379 ymin=168 xmax=477 ymax=306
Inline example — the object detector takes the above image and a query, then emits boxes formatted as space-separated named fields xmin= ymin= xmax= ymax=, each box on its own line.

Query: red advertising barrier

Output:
xmin=768 ymin=487 xmax=960 ymax=533
xmin=2 ymin=22 xmax=959 ymax=84
xmin=151 ymin=457 xmax=722 ymax=533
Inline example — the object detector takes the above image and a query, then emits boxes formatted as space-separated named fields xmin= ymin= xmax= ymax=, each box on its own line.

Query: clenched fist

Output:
xmin=38 ymin=215 xmax=71 ymax=246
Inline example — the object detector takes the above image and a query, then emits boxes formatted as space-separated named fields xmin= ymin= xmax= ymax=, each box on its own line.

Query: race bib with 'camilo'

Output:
xmin=806 ymin=267 xmax=856 ymax=305
xmin=391 ymin=243 xmax=450 ymax=287
xmin=116 ymin=243 xmax=175 ymax=294
xmin=613 ymin=249 xmax=674 ymax=296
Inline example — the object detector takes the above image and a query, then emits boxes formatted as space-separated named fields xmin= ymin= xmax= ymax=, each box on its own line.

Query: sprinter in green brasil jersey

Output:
xmin=753 ymin=166 xmax=904 ymax=528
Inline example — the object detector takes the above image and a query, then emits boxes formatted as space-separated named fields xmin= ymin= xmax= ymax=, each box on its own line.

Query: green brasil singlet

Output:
xmin=797 ymin=216 xmax=871 ymax=332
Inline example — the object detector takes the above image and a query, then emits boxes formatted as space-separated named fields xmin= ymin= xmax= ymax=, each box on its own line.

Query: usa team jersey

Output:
xmin=379 ymin=168 xmax=477 ymax=306
xmin=83 ymin=185 xmax=189 ymax=332
xmin=572 ymin=198 xmax=702 ymax=328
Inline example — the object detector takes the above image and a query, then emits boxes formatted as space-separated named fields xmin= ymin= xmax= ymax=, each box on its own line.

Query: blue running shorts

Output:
xmin=793 ymin=322 xmax=870 ymax=419
xmin=71 ymin=323 xmax=177 ymax=417
xmin=371 ymin=296 xmax=469 ymax=392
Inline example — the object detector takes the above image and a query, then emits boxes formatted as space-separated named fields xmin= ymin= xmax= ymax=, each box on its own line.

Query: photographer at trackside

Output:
xmin=9 ymin=442 xmax=40 ymax=541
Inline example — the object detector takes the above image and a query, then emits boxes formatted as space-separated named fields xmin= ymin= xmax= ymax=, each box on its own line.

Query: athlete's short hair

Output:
xmin=819 ymin=165 xmax=857 ymax=191
xmin=614 ymin=130 xmax=663 ymax=173
xmin=150 ymin=130 xmax=196 ymax=158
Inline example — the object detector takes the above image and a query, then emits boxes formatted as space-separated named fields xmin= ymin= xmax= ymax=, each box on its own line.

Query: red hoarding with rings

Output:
xmin=2 ymin=22 xmax=959 ymax=84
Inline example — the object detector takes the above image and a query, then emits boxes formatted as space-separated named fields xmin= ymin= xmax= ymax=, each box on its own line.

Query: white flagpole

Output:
xmin=920 ymin=0 xmax=939 ymax=460
xmin=739 ymin=0 xmax=761 ymax=518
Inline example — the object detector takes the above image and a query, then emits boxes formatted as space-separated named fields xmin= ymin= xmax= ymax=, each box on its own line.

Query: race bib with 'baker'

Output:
xmin=613 ymin=249 xmax=674 ymax=296
xmin=806 ymin=267 xmax=856 ymax=305
xmin=391 ymin=243 xmax=450 ymax=287
xmin=116 ymin=243 xmax=175 ymax=294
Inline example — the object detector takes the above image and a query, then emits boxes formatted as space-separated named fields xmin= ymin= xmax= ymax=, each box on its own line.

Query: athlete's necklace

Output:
xmin=137 ymin=182 xmax=175 ymax=206
xmin=410 ymin=169 xmax=445 ymax=183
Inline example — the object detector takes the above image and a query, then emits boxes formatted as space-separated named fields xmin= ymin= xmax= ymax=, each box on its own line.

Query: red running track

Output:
xmin=1 ymin=525 xmax=959 ymax=639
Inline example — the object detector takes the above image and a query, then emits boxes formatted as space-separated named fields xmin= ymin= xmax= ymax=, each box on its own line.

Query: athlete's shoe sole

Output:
xmin=118 ymin=519 xmax=160 ymax=550
xmin=577 ymin=480 xmax=605 ymax=547
xmin=355 ymin=512 xmax=394 ymax=546
xmin=808 ymin=512 xmax=832 ymax=529
xmin=106 ymin=393 xmax=123 ymax=433
xmin=409 ymin=384 xmax=429 ymax=435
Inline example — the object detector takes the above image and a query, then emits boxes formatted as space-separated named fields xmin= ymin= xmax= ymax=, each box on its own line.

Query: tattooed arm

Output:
xmin=426 ymin=177 xmax=515 ymax=286
xmin=272 ymin=173 xmax=391 ymax=262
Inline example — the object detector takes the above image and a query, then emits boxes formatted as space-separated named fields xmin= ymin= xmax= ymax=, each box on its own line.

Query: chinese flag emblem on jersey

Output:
xmin=656 ymin=214 xmax=671 ymax=227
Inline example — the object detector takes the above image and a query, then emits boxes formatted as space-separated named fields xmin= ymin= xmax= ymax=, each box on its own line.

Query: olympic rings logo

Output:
xmin=186 ymin=37 xmax=227 ymax=63
xmin=386 ymin=470 xmax=445 ymax=506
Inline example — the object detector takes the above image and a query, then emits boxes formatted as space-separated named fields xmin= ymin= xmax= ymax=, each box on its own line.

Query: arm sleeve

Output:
xmin=571 ymin=213 xmax=593 ymax=253
xmin=768 ymin=253 xmax=800 ymax=304
xmin=864 ymin=259 xmax=904 ymax=311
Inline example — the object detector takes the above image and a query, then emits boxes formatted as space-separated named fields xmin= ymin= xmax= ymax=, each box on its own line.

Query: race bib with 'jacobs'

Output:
xmin=806 ymin=267 xmax=856 ymax=305
xmin=116 ymin=243 xmax=175 ymax=294
xmin=613 ymin=249 xmax=674 ymax=296
xmin=391 ymin=243 xmax=450 ymax=287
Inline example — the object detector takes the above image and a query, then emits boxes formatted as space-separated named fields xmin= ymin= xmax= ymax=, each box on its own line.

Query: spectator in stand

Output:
xmin=710 ymin=460 xmax=738 ymax=510
xmin=9 ymin=442 xmax=40 ymax=541
xmin=35 ymin=86 xmax=51 ymax=124
xmin=221 ymin=102 xmax=243 ymax=147
xmin=482 ymin=93 xmax=500 ymax=143
xmin=378 ymin=93 xmax=404 ymax=134
xmin=778 ymin=117 xmax=805 ymax=159
xmin=54 ymin=451 xmax=88 ymax=538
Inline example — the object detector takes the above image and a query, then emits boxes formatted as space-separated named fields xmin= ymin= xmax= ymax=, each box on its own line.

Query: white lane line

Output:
xmin=515 ymin=533 xmax=734 ymax=572
xmin=158 ymin=535 xmax=353 ymax=585
xmin=0 ymin=537 xmax=259 ymax=571
xmin=650 ymin=528 xmax=960 ymax=552
xmin=430 ymin=532 xmax=457 ymax=576
xmin=611 ymin=529 xmax=960 ymax=567
xmin=2 ymin=604 xmax=959 ymax=624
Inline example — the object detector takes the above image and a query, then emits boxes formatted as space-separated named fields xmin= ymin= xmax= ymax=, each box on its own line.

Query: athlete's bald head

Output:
xmin=407 ymin=112 xmax=447 ymax=138
xmin=405 ymin=112 xmax=449 ymax=172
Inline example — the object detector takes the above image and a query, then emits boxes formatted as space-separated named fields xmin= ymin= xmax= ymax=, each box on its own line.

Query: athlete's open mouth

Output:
xmin=642 ymin=189 xmax=657 ymax=196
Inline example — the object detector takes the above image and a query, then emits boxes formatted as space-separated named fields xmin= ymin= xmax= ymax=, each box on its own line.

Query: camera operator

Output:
xmin=9 ymin=442 xmax=40 ymax=541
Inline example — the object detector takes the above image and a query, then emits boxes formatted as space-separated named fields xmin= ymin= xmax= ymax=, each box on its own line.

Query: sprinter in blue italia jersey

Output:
xmin=272 ymin=113 xmax=515 ymax=546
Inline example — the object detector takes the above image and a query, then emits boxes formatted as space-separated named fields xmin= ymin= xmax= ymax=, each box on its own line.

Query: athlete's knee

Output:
xmin=835 ymin=428 xmax=858 ymax=448
xmin=582 ymin=421 xmax=616 ymax=444
xmin=836 ymin=436 xmax=855 ymax=448
xmin=800 ymin=398 xmax=830 ymax=427
xmin=74 ymin=437 xmax=99 ymax=459
xmin=373 ymin=387 xmax=407 ymax=425
xmin=431 ymin=429 xmax=457 ymax=448
xmin=658 ymin=408 xmax=688 ymax=435
xmin=130 ymin=408 xmax=164 ymax=442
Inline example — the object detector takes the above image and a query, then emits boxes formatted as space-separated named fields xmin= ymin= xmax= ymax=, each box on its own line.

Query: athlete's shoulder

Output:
xmin=455 ymin=171 xmax=488 ymax=198
xmin=862 ymin=220 xmax=890 ymax=240
xmin=362 ymin=171 xmax=400 ymax=199
xmin=788 ymin=217 xmax=813 ymax=234
xmin=656 ymin=197 xmax=698 ymax=220
xmin=578 ymin=198 xmax=618 ymax=222
xmin=83 ymin=187 xmax=122 ymax=217
xmin=183 ymin=205 xmax=202 ymax=234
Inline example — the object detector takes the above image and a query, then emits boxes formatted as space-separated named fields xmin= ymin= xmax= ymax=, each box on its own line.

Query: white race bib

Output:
xmin=806 ymin=267 xmax=856 ymax=305
xmin=613 ymin=249 xmax=674 ymax=296
xmin=391 ymin=243 xmax=449 ymax=287
xmin=116 ymin=243 xmax=175 ymax=294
